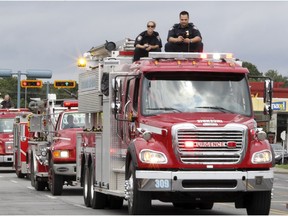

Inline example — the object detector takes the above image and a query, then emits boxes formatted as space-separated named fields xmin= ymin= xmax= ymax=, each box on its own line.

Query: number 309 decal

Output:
xmin=155 ymin=179 xmax=170 ymax=188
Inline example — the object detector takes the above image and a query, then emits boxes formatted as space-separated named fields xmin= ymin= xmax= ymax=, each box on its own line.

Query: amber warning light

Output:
xmin=21 ymin=80 xmax=43 ymax=88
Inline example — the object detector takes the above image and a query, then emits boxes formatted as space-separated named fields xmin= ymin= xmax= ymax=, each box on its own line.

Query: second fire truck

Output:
xmin=27 ymin=94 xmax=85 ymax=194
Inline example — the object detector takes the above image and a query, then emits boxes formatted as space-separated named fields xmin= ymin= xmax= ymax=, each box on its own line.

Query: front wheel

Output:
xmin=48 ymin=159 xmax=63 ymax=196
xmin=246 ymin=191 xmax=271 ymax=215
xmin=90 ymin=162 xmax=107 ymax=209
xmin=16 ymin=169 xmax=25 ymax=178
xmin=126 ymin=161 xmax=151 ymax=215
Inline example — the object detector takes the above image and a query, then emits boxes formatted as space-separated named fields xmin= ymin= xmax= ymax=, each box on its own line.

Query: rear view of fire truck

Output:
xmin=13 ymin=112 xmax=32 ymax=178
xmin=77 ymin=39 xmax=274 ymax=215
xmin=27 ymin=95 xmax=57 ymax=191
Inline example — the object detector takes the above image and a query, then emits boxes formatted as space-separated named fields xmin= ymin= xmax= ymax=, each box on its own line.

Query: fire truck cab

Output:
xmin=76 ymin=39 xmax=274 ymax=215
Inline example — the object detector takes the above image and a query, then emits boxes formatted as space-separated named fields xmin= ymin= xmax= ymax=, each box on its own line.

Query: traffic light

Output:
xmin=54 ymin=80 xmax=76 ymax=88
xmin=21 ymin=80 xmax=43 ymax=88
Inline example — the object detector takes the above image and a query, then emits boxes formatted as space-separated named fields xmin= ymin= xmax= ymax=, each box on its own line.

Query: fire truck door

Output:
xmin=122 ymin=77 xmax=139 ymax=144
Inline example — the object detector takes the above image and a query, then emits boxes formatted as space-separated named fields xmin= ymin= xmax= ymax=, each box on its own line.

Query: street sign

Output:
xmin=54 ymin=80 xmax=76 ymax=88
xmin=21 ymin=80 xmax=43 ymax=88
xmin=26 ymin=69 xmax=52 ymax=78
xmin=0 ymin=69 xmax=12 ymax=77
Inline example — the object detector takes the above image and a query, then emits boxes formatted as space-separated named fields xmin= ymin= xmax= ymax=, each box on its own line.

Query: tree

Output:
xmin=242 ymin=61 xmax=262 ymax=77
xmin=0 ymin=78 xmax=78 ymax=108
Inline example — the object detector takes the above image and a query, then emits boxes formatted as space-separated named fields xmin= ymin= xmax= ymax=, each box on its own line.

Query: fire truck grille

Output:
xmin=176 ymin=129 xmax=245 ymax=164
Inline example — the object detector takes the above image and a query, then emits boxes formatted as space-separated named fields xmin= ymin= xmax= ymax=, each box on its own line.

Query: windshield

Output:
xmin=61 ymin=113 xmax=85 ymax=130
xmin=141 ymin=72 xmax=252 ymax=116
xmin=0 ymin=118 xmax=14 ymax=133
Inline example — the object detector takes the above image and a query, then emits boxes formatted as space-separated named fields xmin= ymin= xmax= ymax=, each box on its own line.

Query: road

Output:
xmin=0 ymin=167 xmax=287 ymax=215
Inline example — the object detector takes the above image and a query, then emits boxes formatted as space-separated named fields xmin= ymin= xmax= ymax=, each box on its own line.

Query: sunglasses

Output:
xmin=147 ymin=25 xmax=155 ymax=28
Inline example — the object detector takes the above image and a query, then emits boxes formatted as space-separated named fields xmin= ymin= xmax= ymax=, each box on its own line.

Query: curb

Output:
xmin=273 ymin=168 xmax=288 ymax=174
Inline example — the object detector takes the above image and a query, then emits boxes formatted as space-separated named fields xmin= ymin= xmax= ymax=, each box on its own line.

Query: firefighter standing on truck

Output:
xmin=165 ymin=10 xmax=203 ymax=52
xmin=133 ymin=21 xmax=162 ymax=62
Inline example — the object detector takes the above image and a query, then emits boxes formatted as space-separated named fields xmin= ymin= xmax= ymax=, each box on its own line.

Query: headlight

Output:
xmin=53 ymin=150 xmax=69 ymax=158
xmin=139 ymin=149 xmax=167 ymax=164
xmin=252 ymin=150 xmax=272 ymax=164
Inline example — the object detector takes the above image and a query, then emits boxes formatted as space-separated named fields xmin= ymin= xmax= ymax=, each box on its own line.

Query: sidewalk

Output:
xmin=273 ymin=167 xmax=288 ymax=174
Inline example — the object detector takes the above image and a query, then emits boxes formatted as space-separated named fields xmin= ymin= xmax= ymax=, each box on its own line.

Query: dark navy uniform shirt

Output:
xmin=167 ymin=23 xmax=202 ymax=41
xmin=134 ymin=31 xmax=162 ymax=48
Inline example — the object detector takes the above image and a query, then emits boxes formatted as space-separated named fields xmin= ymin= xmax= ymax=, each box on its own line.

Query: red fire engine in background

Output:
xmin=26 ymin=94 xmax=85 ymax=194
xmin=76 ymin=39 xmax=274 ymax=215
xmin=0 ymin=108 xmax=29 ymax=167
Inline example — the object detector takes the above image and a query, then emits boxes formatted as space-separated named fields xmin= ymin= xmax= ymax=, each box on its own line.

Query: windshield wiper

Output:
xmin=195 ymin=106 xmax=235 ymax=113
xmin=147 ymin=107 xmax=182 ymax=113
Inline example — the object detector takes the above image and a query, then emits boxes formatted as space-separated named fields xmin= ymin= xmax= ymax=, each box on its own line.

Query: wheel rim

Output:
xmin=84 ymin=171 xmax=88 ymax=199
xmin=127 ymin=173 xmax=134 ymax=209
xmin=90 ymin=166 xmax=94 ymax=201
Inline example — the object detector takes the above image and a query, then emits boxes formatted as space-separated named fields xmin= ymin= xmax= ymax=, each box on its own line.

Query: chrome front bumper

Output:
xmin=136 ymin=170 xmax=273 ymax=192
xmin=53 ymin=163 xmax=76 ymax=176
xmin=0 ymin=155 xmax=13 ymax=163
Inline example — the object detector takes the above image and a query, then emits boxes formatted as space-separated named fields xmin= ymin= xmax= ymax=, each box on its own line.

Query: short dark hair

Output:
xmin=179 ymin=11 xmax=189 ymax=18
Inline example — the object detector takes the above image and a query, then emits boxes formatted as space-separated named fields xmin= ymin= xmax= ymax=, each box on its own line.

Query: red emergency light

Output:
xmin=63 ymin=101 xmax=78 ymax=107
xmin=119 ymin=51 xmax=134 ymax=56
xmin=184 ymin=141 xmax=195 ymax=148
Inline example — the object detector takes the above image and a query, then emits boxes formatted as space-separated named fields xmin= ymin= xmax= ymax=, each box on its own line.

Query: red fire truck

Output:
xmin=0 ymin=108 xmax=29 ymax=167
xmin=13 ymin=111 xmax=33 ymax=178
xmin=27 ymin=95 xmax=85 ymax=194
xmin=76 ymin=39 xmax=274 ymax=215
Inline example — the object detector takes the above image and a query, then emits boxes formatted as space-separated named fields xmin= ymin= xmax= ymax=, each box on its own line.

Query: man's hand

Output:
xmin=183 ymin=38 xmax=191 ymax=44
xmin=177 ymin=36 xmax=184 ymax=42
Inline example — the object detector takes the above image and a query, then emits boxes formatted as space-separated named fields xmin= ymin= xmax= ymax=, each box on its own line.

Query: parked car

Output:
xmin=271 ymin=144 xmax=288 ymax=165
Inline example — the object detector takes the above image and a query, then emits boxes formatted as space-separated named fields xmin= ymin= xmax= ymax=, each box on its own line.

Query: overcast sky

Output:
xmin=0 ymin=1 xmax=287 ymax=82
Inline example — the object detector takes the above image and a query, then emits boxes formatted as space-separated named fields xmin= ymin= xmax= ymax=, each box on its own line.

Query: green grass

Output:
xmin=276 ymin=164 xmax=288 ymax=169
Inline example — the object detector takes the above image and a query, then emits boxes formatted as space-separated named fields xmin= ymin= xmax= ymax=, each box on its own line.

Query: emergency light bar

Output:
xmin=149 ymin=52 xmax=234 ymax=60
xmin=63 ymin=101 xmax=78 ymax=107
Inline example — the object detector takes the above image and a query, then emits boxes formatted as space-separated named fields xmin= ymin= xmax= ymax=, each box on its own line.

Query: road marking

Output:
xmin=10 ymin=180 xmax=18 ymax=184
xmin=27 ymin=186 xmax=34 ymax=190
xmin=45 ymin=195 xmax=57 ymax=199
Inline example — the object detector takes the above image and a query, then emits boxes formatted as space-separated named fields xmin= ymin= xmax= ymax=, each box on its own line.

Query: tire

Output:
xmin=48 ymin=159 xmax=63 ymax=196
xmin=246 ymin=191 xmax=271 ymax=215
xmin=173 ymin=202 xmax=196 ymax=209
xmin=199 ymin=202 xmax=214 ymax=210
xmin=35 ymin=180 xmax=46 ymax=191
xmin=90 ymin=163 xmax=107 ymax=209
xmin=16 ymin=169 xmax=25 ymax=178
xmin=108 ymin=195 xmax=124 ymax=209
xmin=30 ymin=155 xmax=35 ymax=187
xmin=126 ymin=161 xmax=151 ymax=215
xmin=83 ymin=165 xmax=91 ymax=207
